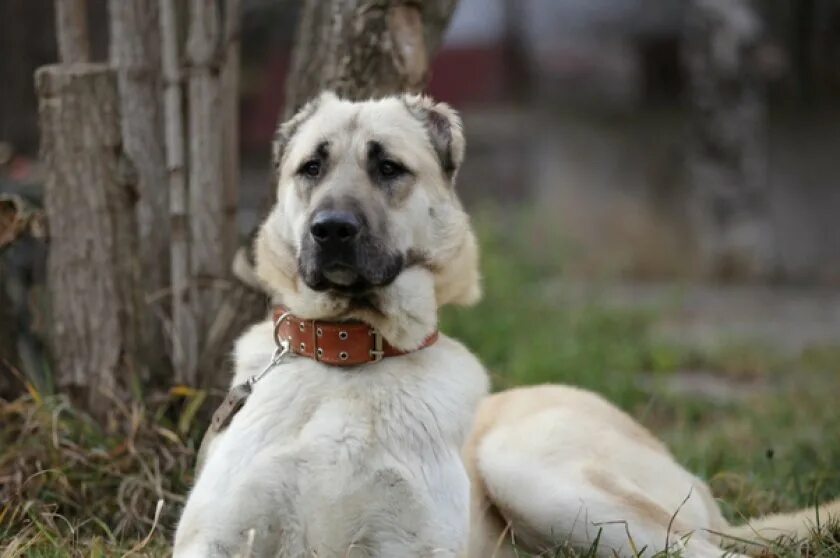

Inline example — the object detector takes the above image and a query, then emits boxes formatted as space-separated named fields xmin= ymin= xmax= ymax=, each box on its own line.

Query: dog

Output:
xmin=464 ymin=385 xmax=840 ymax=557
xmin=174 ymin=92 xmax=488 ymax=557
xmin=177 ymin=93 xmax=839 ymax=557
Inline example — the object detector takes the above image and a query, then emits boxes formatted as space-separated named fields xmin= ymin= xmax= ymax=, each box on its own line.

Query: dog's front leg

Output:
xmin=175 ymin=495 xmax=304 ymax=558
xmin=174 ymin=456 xmax=305 ymax=558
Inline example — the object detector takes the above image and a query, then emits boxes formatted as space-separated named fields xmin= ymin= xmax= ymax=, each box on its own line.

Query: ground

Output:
xmin=2 ymin=207 xmax=839 ymax=557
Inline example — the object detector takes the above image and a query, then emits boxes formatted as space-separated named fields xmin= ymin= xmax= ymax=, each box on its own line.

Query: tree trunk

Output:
xmin=186 ymin=0 xmax=226 ymax=338
xmin=185 ymin=0 xmax=253 ymax=387
xmin=683 ymin=0 xmax=773 ymax=278
xmin=284 ymin=0 xmax=459 ymax=118
xmin=221 ymin=0 xmax=242 ymax=265
xmin=160 ymin=0 xmax=199 ymax=385
xmin=55 ymin=0 xmax=90 ymax=63
xmin=108 ymin=0 xmax=169 ymax=376
xmin=192 ymin=0 xmax=268 ymax=388
xmin=35 ymin=64 xmax=141 ymax=417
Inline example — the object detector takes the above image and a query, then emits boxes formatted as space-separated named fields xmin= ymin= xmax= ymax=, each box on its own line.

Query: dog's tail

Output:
xmin=718 ymin=498 xmax=840 ymax=555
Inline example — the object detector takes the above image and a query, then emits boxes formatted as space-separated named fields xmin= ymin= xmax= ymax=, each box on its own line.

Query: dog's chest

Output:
xmin=203 ymin=358 xmax=460 ymax=551
xmin=227 ymin=359 xmax=445 ymax=460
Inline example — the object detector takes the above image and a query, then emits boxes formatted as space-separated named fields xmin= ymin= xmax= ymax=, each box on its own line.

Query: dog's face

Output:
xmin=254 ymin=92 xmax=480 ymax=326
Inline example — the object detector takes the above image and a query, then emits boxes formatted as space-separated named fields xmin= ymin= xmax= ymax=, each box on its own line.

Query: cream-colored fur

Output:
xmin=253 ymin=92 xmax=481 ymax=348
xmin=177 ymin=94 xmax=836 ymax=558
xmin=465 ymin=386 xmax=840 ymax=558
xmin=175 ymin=93 xmax=488 ymax=557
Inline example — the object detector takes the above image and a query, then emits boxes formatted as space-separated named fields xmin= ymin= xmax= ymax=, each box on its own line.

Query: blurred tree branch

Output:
xmin=160 ymin=0 xmax=199 ymax=385
xmin=55 ymin=0 xmax=90 ymax=63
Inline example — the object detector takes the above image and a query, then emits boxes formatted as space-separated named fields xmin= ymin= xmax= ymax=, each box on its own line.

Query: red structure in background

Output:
xmin=427 ymin=45 xmax=511 ymax=106
xmin=241 ymin=54 xmax=291 ymax=152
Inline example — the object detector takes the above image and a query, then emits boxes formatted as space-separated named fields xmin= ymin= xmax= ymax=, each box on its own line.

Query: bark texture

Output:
xmin=36 ymin=64 xmax=140 ymax=416
xmin=683 ymin=0 xmax=773 ymax=277
xmin=195 ymin=0 xmax=268 ymax=387
xmin=185 ymin=0 xmax=253 ymax=387
xmin=187 ymin=0 xmax=226 ymax=333
xmin=221 ymin=0 xmax=242 ymax=264
xmin=160 ymin=0 xmax=199 ymax=384
xmin=55 ymin=0 xmax=90 ymax=63
xmin=108 ymin=0 xmax=169 ymax=373
xmin=284 ymin=0 xmax=459 ymax=118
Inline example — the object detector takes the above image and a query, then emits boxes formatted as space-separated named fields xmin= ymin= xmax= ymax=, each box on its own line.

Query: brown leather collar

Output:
xmin=272 ymin=306 xmax=438 ymax=366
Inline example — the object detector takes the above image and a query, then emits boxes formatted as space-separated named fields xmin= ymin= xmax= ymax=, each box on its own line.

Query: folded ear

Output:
xmin=402 ymin=94 xmax=465 ymax=182
xmin=272 ymin=91 xmax=339 ymax=173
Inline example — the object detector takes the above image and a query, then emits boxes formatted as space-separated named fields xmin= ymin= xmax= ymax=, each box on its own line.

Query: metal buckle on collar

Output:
xmin=245 ymin=311 xmax=294 ymax=387
xmin=273 ymin=311 xmax=292 ymax=348
xmin=369 ymin=328 xmax=384 ymax=362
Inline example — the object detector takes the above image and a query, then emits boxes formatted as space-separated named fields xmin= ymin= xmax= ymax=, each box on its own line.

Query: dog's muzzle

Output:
xmin=308 ymin=209 xmax=361 ymax=286
xmin=299 ymin=208 xmax=404 ymax=294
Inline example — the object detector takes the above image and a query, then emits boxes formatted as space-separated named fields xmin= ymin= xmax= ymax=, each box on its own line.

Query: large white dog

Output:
xmin=175 ymin=93 xmax=838 ymax=557
xmin=175 ymin=92 xmax=488 ymax=557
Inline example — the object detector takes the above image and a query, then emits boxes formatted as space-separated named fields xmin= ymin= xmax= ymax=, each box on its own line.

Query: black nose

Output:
xmin=310 ymin=210 xmax=361 ymax=245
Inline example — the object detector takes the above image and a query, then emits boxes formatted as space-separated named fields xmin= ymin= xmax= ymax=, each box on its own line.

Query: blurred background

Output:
xmin=1 ymin=0 xmax=840 ymax=555
xmin=4 ymin=0 xmax=840 ymax=278
xmin=5 ymin=0 xmax=840 ymax=383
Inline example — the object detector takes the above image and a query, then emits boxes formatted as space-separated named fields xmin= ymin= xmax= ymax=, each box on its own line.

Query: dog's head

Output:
xmin=254 ymin=92 xmax=480 ymax=336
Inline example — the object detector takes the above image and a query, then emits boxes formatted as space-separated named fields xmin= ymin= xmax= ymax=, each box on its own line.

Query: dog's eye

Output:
xmin=299 ymin=160 xmax=321 ymax=178
xmin=378 ymin=160 xmax=404 ymax=179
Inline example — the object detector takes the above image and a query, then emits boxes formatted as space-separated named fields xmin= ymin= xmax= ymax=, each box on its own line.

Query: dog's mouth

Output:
xmin=322 ymin=265 xmax=358 ymax=287
xmin=298 ymin=249 xmax=404 ymax=297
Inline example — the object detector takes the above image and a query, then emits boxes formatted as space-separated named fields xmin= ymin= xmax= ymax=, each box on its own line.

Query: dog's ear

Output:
xmin=272 ymin=91 xmax=338 ymax=174
xmin=403 ymin=94 xmax=465 ymax=182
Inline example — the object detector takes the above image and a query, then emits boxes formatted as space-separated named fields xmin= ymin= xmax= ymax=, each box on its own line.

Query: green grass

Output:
xmin=443 ymin=207 xmax=698 ymax=406
xmin=443 ymin=207 xmax=840 ymax=556
xmin=3 ymin=205 xmax=840 ymax=556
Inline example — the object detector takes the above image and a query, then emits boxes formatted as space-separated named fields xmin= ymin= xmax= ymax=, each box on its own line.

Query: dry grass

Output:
xmin=0 ymin=379 xmax=205 ymax=557
xmin=3 ymin=208 xmax=840 ymax=556
xmin=510 ymin=517 xmax=840 ymax=557
xmin=3 ymin=367 xmax=839 ymax=558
